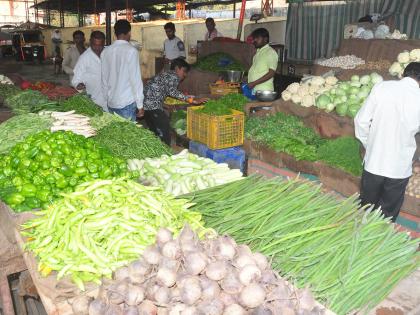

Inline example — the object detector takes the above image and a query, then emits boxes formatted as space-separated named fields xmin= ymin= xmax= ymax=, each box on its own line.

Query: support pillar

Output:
xmin=59 ymin=0 xmax=64 ymax=28
xmin=46 ymin=2 xmax=51 ymax=26
xmin=105 ymin=0 xmax=112 ymax=45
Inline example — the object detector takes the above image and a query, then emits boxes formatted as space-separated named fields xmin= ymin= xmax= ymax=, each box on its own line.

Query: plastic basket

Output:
xmin=209 ymin=82 xmax=240 ymax=96
xmin=187 ymin=106 xmax=244 ymax=150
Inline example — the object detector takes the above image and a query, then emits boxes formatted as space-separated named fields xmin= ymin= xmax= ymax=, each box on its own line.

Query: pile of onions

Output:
xmin=406 ymin=164 xmax=420 ymax=198
xmin=78 ymin=226 xmax=327 ymax=315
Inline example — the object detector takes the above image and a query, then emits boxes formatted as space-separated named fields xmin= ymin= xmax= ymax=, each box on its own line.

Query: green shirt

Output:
xmin=248 ymin=44 xmax=278 ymax=92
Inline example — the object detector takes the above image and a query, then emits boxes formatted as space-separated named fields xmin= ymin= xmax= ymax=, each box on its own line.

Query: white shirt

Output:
xmin=164 ymin=36 xmax=186 ymax=61
xmin=101 ymin=40 xmax=144 ymax=109
xmin=72 ymin=47 xmax=107 ymax=112
xmin=204 ymin=29 xmax=223 ymax=41
xmin=354 ymin=77 xmax=420 ymax=179
xmin=63 ymin=45 xmax=83 ymax=82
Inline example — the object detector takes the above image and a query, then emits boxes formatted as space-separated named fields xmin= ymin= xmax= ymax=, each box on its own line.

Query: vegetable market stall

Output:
xmin=243 ymin=102 xmax=420 ymax=217
xmin=311 ymin=39 xmax=420 ymax=79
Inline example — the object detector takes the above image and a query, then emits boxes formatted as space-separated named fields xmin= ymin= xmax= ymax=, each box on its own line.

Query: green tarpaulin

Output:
xmin=285 ymin=0 xmax=420 ymax=62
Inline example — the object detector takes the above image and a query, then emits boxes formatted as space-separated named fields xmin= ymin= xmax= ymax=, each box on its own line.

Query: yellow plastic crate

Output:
xmin=187 ymin=106 xmax=244 ymax=149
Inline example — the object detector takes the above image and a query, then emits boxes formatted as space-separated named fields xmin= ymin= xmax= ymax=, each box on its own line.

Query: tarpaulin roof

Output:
xmin=33 ymin=0 xmax=240 ymax=14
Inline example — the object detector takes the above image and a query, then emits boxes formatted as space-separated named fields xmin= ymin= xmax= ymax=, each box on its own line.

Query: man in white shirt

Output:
xmin=72 ymin=31 xmax=107 ymax=111
xmin=63 ymin=30 xmax=86 ymax=82
xmin=204 ymin=18 xmax=223 ymax=41
xmin=51 ymin=29 xmax=62 ymax=56
xmin=355 ymin=62 xmax=420 ymax=222
xmin=163 ymin=22 xmax=186 ymax=69
xmin=101 ymin=19 xmax=144 ymax=121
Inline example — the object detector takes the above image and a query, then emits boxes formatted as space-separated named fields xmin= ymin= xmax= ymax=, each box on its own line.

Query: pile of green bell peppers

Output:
xmin=0 ymin=130 xmax=130 ymax=212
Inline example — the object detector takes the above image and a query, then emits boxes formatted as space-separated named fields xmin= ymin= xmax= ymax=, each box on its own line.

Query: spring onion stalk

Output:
xmin=21 ymin=178 xmax=208 ymax=290
xmin=184 ymin=175 xmax=419 ymax=315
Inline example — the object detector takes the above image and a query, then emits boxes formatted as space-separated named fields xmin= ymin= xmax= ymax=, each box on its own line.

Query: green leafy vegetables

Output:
xmin=0 ymin=114 xmax=53 ymax=155
xmin=5 ymin=90 xmax=56 ymax=115
xmin=186 ymin=176 xmax=419 ymax=315
xmin=245 ymin=112 xmax=363 ymax=175
xmin=0 ymin=83 xmax=21 ymax=101
xmin=0 ymin=130 xmax=129 ymax=212
xmin=246 ymin=112 xmax=322 ymax=161
xmin=60 ymin=94 xmax=103 ymax=117
xmin=93 ymin=121 xmax=172 ymax=160
xmin=317 ymin=137 xmax=363 ymax=176
xmin=5 ymin=91 xmax=103 ymax=117
xmin=194 ymin=53 xmax=245 ymax=72
xmin=196 ymin=93 xmax=248 ymax=116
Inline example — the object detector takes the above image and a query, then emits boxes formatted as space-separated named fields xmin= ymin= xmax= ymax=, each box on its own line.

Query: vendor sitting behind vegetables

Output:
xmin=143 ymin=58 xmax=206 ymax=145
xmin=247 ymin=28 xmax=278 ymax=92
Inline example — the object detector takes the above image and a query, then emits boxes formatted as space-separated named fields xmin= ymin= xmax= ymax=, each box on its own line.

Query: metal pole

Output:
xmin=105 ymin=0 xmax=112 ymax=45
xmin=233 ymin=2 xmax=236 ymax=18
xmin=59 ymin=0 xmax=64 ymax=28
xmin=236 ymin=0 xmax=246 ymax=40
xmin=46 ymin=1 xmax=50 ymax=26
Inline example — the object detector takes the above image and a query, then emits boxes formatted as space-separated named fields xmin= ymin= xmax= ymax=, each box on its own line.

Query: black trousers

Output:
xmin=360 ymin=170 xmax=409 ymax=222
xmin=144 ymin=109 xmax=171 ymax=146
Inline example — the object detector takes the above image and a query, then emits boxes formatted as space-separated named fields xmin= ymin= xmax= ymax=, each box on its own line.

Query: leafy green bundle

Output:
xmin=194 ymin=53 xmax=245 ymax=72
xmin=93 ymin=121 xmax=172 ymax=160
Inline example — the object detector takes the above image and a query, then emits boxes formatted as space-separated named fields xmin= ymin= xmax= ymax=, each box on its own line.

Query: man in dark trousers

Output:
xmin=355 ymin=62 xmax=420 ymax=222
xmin=143 ymin=58 xmax=206 ymax=145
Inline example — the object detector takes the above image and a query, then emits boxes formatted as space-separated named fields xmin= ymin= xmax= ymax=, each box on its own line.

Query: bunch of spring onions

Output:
xmin=128 ymin=150 xmax=243 ymax=196
xmin=185 ymin=176 xmax=420 ymax=315
xmin=21 ymin=178 xmax=207 ymax=290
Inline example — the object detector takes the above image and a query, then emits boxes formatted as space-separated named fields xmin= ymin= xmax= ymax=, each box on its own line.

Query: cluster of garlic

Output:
xmin=315 ymin=55 xmax=365 ymax=69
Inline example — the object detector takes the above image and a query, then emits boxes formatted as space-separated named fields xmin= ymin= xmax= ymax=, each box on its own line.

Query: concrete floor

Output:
xmin=0 ymin=57 xmax=69 ymax=86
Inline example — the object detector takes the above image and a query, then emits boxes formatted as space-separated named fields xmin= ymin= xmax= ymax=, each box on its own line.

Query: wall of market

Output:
xmin=41 ymin=16 xmax=286 ymax=79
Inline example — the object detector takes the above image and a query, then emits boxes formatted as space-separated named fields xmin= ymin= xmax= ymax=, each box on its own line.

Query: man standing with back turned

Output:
xmin=101 ymin=20 xmax=144 ymax=121
xmin=355 ymin=62 xmax=420 ymax=222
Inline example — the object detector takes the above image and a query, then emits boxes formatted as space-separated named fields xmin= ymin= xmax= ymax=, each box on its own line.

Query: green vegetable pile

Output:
xmin=21 ymin=178 xmax=207 ymax=290
xmin=196 ymin=93 xmax=248 ymax=116
xmin=187 ymin=176 xmax=419 ymax=314
xmin=245 ymin=112 xmax=363 ymax=175
xmin=170 ymin=110 xmax=187 ymax=135
xmin=194 ymin=53 xmax=245 ymax=72
xmin=5 ymin=90 xmax=57 ymax=115
xmin=60 ymin=94 xmax=103 ymax=117
xmin=0 ymin=83 xmax=21 ymax=101
xmin=90 ymin=112 xmax=133 ymax=131
xmin=0 ymin=130 xmax=129 ymax=212
xmin=315 ymin=73 xmax=383 ymax=118
xmin=93 ymin=121 xmax=172 ymax=160
xmin=5 ymin=91 xmax=103 ymax=117
xmin=317 ymin=137 xmax=363 ymax=176
xmin=245 ymin=112 xmax=322 ymax=161
xmin=0 ymin=114 xmax=53 ymax=155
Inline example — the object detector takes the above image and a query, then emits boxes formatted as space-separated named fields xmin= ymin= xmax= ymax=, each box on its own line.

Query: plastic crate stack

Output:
xmin=187 ymin=106 xmax=246 ymax=173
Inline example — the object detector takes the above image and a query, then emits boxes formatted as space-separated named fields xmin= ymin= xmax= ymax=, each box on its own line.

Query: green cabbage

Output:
xmin=360 ymin=75 xmax=371 ymax=85
xmin=316 ymin=94 xmax=331 ymax=109
xmin=336 ymin=103 xmax=348 ymax=116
